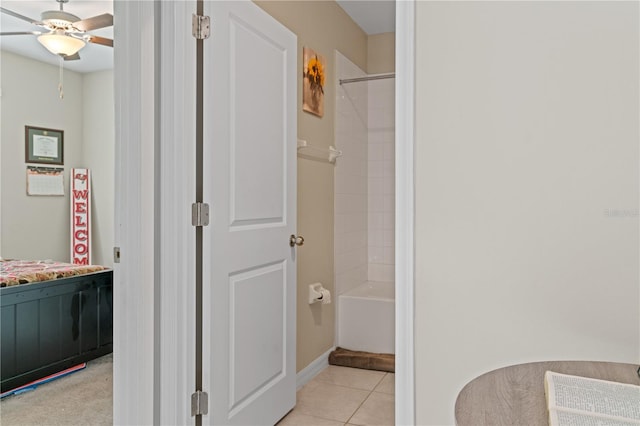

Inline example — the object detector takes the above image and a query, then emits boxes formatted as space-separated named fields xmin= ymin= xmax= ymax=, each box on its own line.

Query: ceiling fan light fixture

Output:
xmin=37 ymin=32 xmax=86 ymax=56
xmin=41 ymin=10 xmax=80 ymax=29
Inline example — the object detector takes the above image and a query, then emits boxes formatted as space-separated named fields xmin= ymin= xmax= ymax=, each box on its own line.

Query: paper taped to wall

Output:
xmin=26 ymin=166 xmax=64 ymax=196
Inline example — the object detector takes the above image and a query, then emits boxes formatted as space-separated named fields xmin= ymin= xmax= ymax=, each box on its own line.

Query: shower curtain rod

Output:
xmin=339 ymin=73 xmax=396 ymax=85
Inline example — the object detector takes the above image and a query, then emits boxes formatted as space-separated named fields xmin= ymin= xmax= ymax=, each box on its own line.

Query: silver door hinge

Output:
xmin=192 ymin=14 xmax=211 ymax=40
xmin=191 ymin=390 xmax=209 ymax=416
xmin=113 ymin=247 xmax=121 ymax=263
xmin=192 ymin=202 xmax=210 ymax=227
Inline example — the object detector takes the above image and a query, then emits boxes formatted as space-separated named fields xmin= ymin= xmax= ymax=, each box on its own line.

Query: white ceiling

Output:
xmin=0 ymin=0 xmax=393 ymax=73
xmin=0 ymin=0 xmax=113 ymax=73
xmin=336 ymin=0 xmax=395 ymax=35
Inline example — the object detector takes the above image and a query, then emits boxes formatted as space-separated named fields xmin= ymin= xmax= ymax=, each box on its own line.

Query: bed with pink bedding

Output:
xmin=0 ymin=259 xmax=106 ymax=287
xmin=1 ymin=259 xmax=113 ymax=393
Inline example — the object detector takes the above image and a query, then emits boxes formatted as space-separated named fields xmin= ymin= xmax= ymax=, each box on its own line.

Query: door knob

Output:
xmin=289 ymin=234 xmax=304 ymax=247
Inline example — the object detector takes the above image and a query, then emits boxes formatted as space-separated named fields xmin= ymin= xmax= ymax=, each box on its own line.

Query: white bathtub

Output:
xmin=338 ymin=281 xmax=395 ymax=354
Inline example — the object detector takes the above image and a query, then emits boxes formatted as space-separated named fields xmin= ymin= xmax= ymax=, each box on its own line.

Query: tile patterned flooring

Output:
xmin=278 ymin=366 xmax=395 ymax=426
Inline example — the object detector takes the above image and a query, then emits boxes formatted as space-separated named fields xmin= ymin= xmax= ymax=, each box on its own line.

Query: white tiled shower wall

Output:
xmin=367 ymin=79 xmax=395 ymax=282
xmin=334 ymin=52 xmax=396 ymax=293
xmin=334 ymin=53 xmax=368 ymax=296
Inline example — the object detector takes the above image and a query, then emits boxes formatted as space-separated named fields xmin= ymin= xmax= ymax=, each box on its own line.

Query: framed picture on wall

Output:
xmin=302 ymin=47 xmax=325 ymax=117
xmin=25 ymin=125 xmax=64 ymax=165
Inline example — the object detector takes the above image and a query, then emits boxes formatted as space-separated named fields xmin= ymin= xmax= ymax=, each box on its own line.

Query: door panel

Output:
xmin=229 ymin=17 xmax=286 ymax=227
xmin=203 ymin=1 xmax=297 ymax=425
xmin=229 ymin=262 xmax=285 ymax=413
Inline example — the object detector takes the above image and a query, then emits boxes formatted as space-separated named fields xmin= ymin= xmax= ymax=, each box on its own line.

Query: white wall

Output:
xmin=1 ymin=51 xmax=84 ymax=261
xmin=335 ymin=52 xmax=368 ymax=296
xmin=1 ymin=51 xmax=114 ymax=266
xmin=367 ymin=78 xmax=395 ymax=282
xmin=414 ymin=2 xmax=639 ymax=424
xmin=83 ymin=71 xmax=114 ymax=267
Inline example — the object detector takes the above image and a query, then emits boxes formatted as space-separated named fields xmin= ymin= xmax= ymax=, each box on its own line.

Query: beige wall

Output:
xmin=1 ymin=51 xmax=84 ymax=261
xmin=414 ymin=2 xmax=639 ymax=424
xmin=254 ymin=0 xmax=367 ymax=372
xmin=1 ymin=51 xmax=114 ymax=266
xmin=367 ymin=32 xmax=395 ymax=74
xmin=83 ymin=71 xmax=114 ymax=267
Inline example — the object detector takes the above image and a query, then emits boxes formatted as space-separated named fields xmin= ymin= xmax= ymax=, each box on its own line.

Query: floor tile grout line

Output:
xmin=294 ymin=379 xmax=375 ymax=424
xmin=344 ymin=386 xmax=377 ymax=425
xmin=371 ymin=372 xmax=388 ymax=392
xmin=293 ymin=368 xmax=394 ymax=425
xmin=372 ymin=372 xmax=395 ymax=395
xmin=310 ymin=365 xmax=384 ymax=390
xmin=282 ymin=405 xmax=351 ymax=425
xmin=312 ymin=374 xmax=388 ymax=393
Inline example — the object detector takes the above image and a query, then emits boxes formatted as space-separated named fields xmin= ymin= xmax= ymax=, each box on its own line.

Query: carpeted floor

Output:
xmin=0 ymin=353 xmax=112 ymax=425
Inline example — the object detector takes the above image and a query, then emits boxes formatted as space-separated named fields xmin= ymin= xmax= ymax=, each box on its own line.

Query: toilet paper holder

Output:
xmin=308 ymin=282 xmax=331 ymax=305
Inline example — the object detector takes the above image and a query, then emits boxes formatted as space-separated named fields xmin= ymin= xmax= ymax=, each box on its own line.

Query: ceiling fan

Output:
xmin=0 ymin=0 xmax=113 ymax=61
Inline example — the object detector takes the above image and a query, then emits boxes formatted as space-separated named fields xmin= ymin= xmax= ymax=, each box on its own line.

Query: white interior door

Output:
xmin=202 ymin=1 xmax=297 ymax=424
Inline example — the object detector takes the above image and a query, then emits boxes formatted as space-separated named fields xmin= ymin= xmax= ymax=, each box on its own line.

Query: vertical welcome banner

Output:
xmin=71 ymin=169 xmax=91 ymax=265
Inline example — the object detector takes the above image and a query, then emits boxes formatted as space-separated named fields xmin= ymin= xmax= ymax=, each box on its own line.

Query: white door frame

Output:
xmin=395 ymin=1 xmax=416 ymax=425
xmin=155 ymin=1 xmax=197 ymax=424
xmin=114 ymin=1 xmax=196 ymax=424
xmin=114 ymin=0 xmax=416 ymax=424
xmin=113 ymin=1 xmax=157 ymax=424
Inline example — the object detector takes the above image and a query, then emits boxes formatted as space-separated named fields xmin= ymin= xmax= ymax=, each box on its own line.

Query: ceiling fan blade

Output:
xmin=0 ymin=7 xmax=41 ymax=26
xmin=87 ymin=35 xmax=113 ymax=48
xmin=64 ymin=53 xmax=81 ymax=61
xmin=0 ymin=31 xmax=42 ymax=36
xmin=73 ymin=13 xmax=113 ymax=32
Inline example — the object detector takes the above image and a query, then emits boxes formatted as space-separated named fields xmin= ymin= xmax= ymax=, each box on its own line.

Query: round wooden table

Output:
xmin=455 ymin=361 xmax=640 ymax=426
